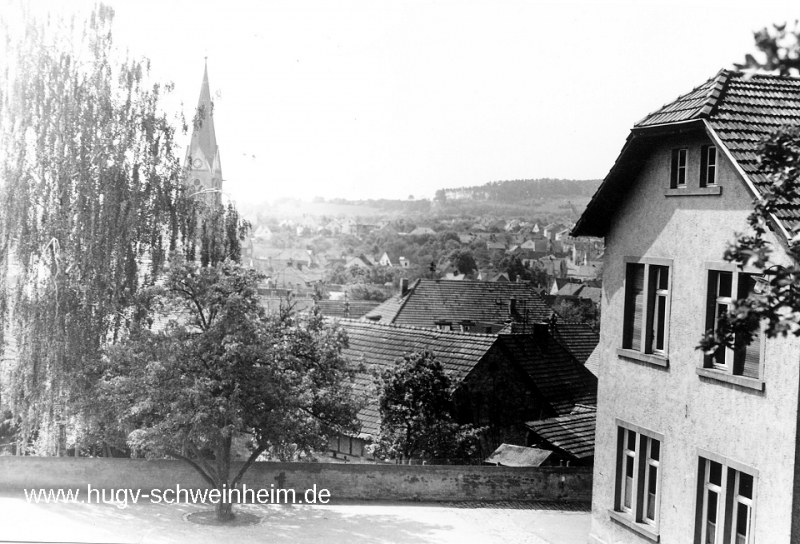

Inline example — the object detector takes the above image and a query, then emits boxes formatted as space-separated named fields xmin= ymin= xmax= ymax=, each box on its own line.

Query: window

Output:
xmin=610 ymin=421 xmax=663 ymax=538
xmin=701 ymin=266 xmax=764 ymax=386
xmin=697 ymin=454 xmax=757 ymax=544
xmin=671 ymin=148 xmax=688 ymax=187
xmin=621 ymin=258 xmax=672 ymax=362
xmin=701 ymin=146 xmax=717 ymax=186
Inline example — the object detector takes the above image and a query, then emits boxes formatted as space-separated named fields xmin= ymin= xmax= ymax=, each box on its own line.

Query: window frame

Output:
xmin=697 ymin=262 xmax=766 ymax=391
xmin=609 ymin=419 xmax=664 ymax=541
xmin=695 ymin=450 xmax=758 ymax=544
xmin=701 ymin=145 xmax=718 ymax=187
xmin=617 ymin=256 xmax=673 ymax=367
xmin=671 ymin=148 xmax=688 ymax=188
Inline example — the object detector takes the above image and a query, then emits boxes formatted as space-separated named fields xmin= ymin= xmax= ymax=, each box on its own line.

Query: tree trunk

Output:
xmin=215 ymin=435 xmax=234 ymax=522
xmin=215 ymin=498 xmax=234 ymax=521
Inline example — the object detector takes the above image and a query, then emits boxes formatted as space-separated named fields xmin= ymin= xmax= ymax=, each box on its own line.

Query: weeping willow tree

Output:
xmin=0 ymin=4 xmax=241 ymax=455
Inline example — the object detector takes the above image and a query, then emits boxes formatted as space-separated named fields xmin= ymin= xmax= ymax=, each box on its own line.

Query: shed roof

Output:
xmin=499 ymin=333 xmax=597 ymax=415
xmin=526 ymin=407 xmax=596 ymax=459
xmin=339 ymin=319 xmax=498 ymax=436
xmin=484 ymin=444 xmax=553 ymax=467
xmin=338 ymin=319 xmax=597 ymax=438
xmin=550 ymin=321 xmax=600 ymax=366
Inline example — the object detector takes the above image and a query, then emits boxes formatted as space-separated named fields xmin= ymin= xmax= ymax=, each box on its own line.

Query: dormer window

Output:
xmin=670 ymin=148 xmax=688 ymax=188
xmin=701 ymin=146 xmax=717 ymax=186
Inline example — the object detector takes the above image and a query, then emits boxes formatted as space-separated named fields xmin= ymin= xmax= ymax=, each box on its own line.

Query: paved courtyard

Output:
xmin=0 ymin=494 xmax=590 ymax=544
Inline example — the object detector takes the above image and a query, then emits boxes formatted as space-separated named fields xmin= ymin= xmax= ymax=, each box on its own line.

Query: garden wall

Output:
xmin=0 ymin=457 xmax=592 ymax=502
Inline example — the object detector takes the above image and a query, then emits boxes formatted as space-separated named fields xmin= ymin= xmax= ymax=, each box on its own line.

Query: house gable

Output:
xmin=575 ymin=70 xmax=800 ymax=240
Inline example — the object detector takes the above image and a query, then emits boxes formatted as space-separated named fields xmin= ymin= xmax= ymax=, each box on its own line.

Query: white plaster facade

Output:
xmin=582 ymin=128 xmax=800 ymax=543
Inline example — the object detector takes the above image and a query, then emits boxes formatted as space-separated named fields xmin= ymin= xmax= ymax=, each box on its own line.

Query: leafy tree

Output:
xmin=434 ymin=189 xmax=447 ymax=202
xmin=551 ymin=298 xmax=599 ymax=329
xmin=372 ymin=351 xmax=482 ymax=463
xmin=348 ymin=284 xmax=391 ymax=302
xmin=448 ymin=249 xmax=477 ymax=275
xmin=701 ymin=26 xmax=800 ymax=354
xmin=0 ymin=4 xmax=218 ymax=453
xmin=98 ymin=260 xmax=361 ymax=521
xmin=737 ymin=23 xmax=800 ymax=76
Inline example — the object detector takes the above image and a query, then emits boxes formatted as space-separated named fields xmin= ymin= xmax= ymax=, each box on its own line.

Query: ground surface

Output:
xmin=0 ymin=494 xmax=590 ymax=544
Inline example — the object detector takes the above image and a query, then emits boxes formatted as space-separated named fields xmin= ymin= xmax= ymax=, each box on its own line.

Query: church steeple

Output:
xmin=185 ymin=60 xmax=223 ymax=197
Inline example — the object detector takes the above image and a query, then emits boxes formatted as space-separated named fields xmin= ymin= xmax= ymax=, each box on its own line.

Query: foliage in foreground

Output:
xmin=371 ymin=351 xmax=482 ymax=463
xmin=98 ymin=260 xmax=362 ymax=520
xmin=701 ymin=24 xmax=800 ymax=353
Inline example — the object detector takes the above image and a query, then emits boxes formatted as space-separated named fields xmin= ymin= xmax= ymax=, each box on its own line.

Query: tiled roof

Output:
xmin=576 ymin=69 xmax=800 ymax=236
xmin=316 ymin=300 xmax=380 ymax=319
xmin=550 ymin=322 xmax=600 ymax=366
xmin=526 ymin=408 xmax=596 ymax=459
xmin=362 ymin=292 xmax=408 ymax=323
xmin=338 ymin=319 xmax=498 ymax=437
xmin=497 ymin=333 xmax=597 ymax=415
xmin=363 ymin=279 xmax=552 ymax=328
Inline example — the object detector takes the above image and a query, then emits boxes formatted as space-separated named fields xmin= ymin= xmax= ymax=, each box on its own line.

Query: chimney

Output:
xmin=400 ymin=278 xmax=409 ymax=297
xmin=533 ymin=322 xmax=549 ymax=341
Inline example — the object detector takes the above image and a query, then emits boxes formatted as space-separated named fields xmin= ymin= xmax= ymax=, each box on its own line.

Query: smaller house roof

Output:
xmin=499 ymin=334 xmax=597 ymax=415
xmin=550 ymin=322 xmax=600 ymax=366
xmin=338 ymin=319 xmax=499 ymax=436
xmin=526 ymin=407 xmax=596 ymax=459
xmin=362 ymin=279 xmax=553 ymax=327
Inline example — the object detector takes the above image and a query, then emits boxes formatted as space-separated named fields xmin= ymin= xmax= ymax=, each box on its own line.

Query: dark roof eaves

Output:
xmin=572 ymin=131 xmax=640 ymax=237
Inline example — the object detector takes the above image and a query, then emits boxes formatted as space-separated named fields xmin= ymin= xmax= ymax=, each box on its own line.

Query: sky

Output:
xmin=12 ymin=1 xmax=800 ymax=204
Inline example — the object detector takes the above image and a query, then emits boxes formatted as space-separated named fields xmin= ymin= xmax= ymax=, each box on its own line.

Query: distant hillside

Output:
xmin=441 ymin=178 xmax=602 ymax=203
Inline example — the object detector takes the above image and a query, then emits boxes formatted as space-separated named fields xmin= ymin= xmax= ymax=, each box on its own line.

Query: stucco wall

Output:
xmin=589 ymin=129 xmax=800 ymax=543
xmin=0 ymin=457 xmax=592 ymax=503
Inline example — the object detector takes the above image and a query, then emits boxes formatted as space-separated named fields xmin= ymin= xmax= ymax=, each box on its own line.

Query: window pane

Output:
xmin=657 ymin=267 xmax=669 ymax=290
xmin=647 ymin=464 xmax=657 ymax=521
xmin=706 ymin=521 xmax=716 ymax=544
xmin=708 ymin=166 xmax=716 ymax=184
xmin=624 ymin=458 xmax=634 ymax=509
xmin=707 ymin=489 xmax=718 ymax=523
xmin=718 ymin=272 xmax=732 ymax=298
xmin=706 ymin=488 xmax=718 ymax=544
xmin=623 ymin=264 xmax=645 ymax=350
xmin=656 ymin=295 xmax=666 ymax=351
xmin=679 ymin=148 xmax=687 ymax=167
xmin=650 ymin=440 xmax=660 ymax=461
xmin=736 ymin=502 xmax=750 ymax=541
xmin=627 ymin=430 xmax=636 ymax=452
xmin=708 ymin=147 xmax=716 ymax=166
xmin=739 ymin=473 xmax=753 ymax=499
xmin=709 ymin=461 xmax=722 ymax=486
xmin=678 ymin=168 xmax=686 ymax=185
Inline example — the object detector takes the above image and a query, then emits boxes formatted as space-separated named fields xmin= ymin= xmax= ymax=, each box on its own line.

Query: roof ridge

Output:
xmin=335 ymin=316 xmax=499 ymax=338
xmin=633 ymin=70 xmax=722 ymax=127
xmin=698 ymin=68 xmax=732 ymax=118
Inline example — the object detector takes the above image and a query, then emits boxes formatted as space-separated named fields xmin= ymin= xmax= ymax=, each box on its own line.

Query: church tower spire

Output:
xmin=185 ymin=60 xmax=223 ymax=198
